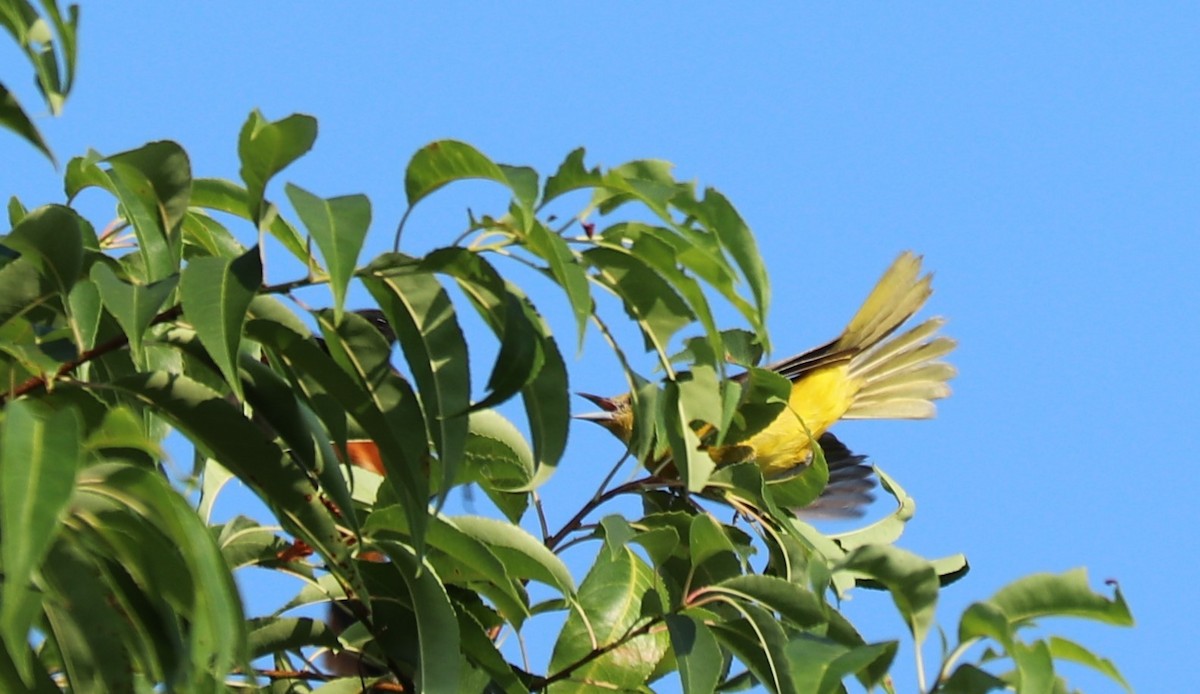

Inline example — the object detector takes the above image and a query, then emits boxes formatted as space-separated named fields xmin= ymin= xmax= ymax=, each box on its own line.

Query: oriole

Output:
xmin=579 ymin=251 xmax=955 ymax=505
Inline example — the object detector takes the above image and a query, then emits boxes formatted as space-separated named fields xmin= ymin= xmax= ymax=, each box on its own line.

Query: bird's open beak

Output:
xmin=574 ymin=392 xmax=616 ymax=422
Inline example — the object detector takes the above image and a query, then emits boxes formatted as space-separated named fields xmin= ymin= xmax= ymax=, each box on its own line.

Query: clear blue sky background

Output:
xmin=3 ymin=5 xmax=1196 ymax=692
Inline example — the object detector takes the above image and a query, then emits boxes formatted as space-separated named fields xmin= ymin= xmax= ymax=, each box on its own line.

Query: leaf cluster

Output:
xmin=0 ymin=3 xmax=1133 ymax=693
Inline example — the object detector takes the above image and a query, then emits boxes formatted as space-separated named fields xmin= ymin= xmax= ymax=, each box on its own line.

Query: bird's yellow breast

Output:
xmin=737 ymin=364 xmax=858 ymax=475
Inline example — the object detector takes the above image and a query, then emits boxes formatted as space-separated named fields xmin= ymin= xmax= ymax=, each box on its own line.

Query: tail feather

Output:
xmin=836 ymin=252 xmax=932 ymax=354
xmin=834 ymin=256 xmax=956 ymax=421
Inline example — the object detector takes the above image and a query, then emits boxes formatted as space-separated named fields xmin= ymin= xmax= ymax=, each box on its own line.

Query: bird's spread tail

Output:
xmin=837 ymin=252 xmax=957 ymax=419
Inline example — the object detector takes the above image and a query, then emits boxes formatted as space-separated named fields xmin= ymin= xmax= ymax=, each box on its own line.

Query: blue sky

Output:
xmin=3 ymin=4 xmax=1196 ymax=691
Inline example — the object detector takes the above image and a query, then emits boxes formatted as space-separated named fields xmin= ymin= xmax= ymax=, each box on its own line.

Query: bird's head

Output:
xmin=575 ymin=392 xmax=635 ymax=443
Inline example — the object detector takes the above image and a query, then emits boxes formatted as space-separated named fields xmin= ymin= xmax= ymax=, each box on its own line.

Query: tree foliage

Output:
xmin=0 ymin=2 xmax=1132 ymax=692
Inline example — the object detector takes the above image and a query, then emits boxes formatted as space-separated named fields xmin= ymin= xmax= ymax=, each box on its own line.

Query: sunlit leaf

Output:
xmin=0 ymin=400 xmax=80 ymax=647
xmin=547 ymin=546 xmax=668 ymax=692
xmin=238 ymin=110 xmax=317 ymax=226
xmin=179 ymin=246 xmax=261 ymax=398
xmin=90 ymin=263 xmax=177 ymax=365
xmin=286 ymin=184 xmax=369 ymax=317
xmin=405 ymin=140 xmax=538 ymax=213
xmin=105 ymin=141 xmax=192 ymax=282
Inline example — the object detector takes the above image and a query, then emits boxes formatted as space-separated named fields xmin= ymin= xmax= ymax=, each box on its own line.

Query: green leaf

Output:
xmin=286 ymin=184 xmax=369 ymax=317
xmin=522 ymin=217 xmax=591 ymax=349
xmin=462 ymin=409 xmax=534 ymax=523
xmin=179 ymin=246 xmax=261 ymax=398
xmin=105 ymin=141 xmax=192 ymax=282
xmin=541 ymin=147 xmax=603 ymax=205
xmin=583 ymin=245 xmax=693 ymax=362
xmin=238 ymin=352 xmax=357 ymax=535
xmin=405 ymin=140 xmax=538 ymax=213
xmin=0 ymin=400 xmax=80 ymax=647
xmin=958 ymin=568 xmax=1134 ymax=647
xmin=547 ymin=546 xmax=668 ymax=692
xmin=673 ymin=188 xmax=770 ymax=342
xmin=828 ymin=466 xmax=915 ymax=550
xmin=378 ymin=541 xmax=462 ymax=694
xmin=104 ymin=373 xmax=363 ymax=609
xmin=247 ymin=617 xmax=341 ymax=659
xmin=190 ymin=178 xmax=308 ymax=263
xmin=666 ymin=613 xmax=723 ymax=694
xmin=840 ymin=545 xmax=939 ymax=650
xmin=238 ymin=110 xmax=318 ymax=226
xmin=449 ymin=515 xmax=574 ymax=595
xmin=938 ymin=663 xmax=1007 ymax=693
xmin=365 ymin=507 xmax=529 ymax=627
xmin=74 ymin=463 xmax=249 ymax=687
xmin=89 ymin=263 xmax=177 ymax=365
xmin=706 ymin=575 xmax=826 ymax=629
xmin=0 ymin=83 xmax=53 ymax=162
xmin=457 ymin=609 xmax=531 ymax=694
xmin=1046 ymin=635 xmax=1131 ymax=693
xmin=246 ymin=317 xmax=429 ymax=556
xmin=709 ymin=602 xmax=798 ymax=694
xmin=2 ymin=204 xmax=84 ymax=297
xmin=785 ymin=634 xmax=897 ymax=694
xmin=663 ymin=378 xmax=712 ymax=492
xmin=361 ymin=271 xmax=469 ymax=511
xmin=39 ymin=541 xmax=136 ymax=693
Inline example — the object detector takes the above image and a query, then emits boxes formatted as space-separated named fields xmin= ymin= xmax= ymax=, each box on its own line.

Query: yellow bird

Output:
xmin=579 ymin=251 xmax=955 ymax=505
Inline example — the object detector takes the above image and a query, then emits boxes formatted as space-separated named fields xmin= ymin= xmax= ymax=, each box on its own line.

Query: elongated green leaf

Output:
xmin=584 ymin=245 xmax=693 ymax=362
xmin=286 ymin=184 xmax=369 ymax=317
xmin=462 ymin=409 xmax=534 ymax=523
xmin=66 ymin=278 xmax=102 ymax=352
xmin=959 ymin=568 xmax=1133 ymax=647
xmin=674 ymin=188 xmax=770 ymax=338
xmin=0 ymin=83 xmax=52 ymax=161
xmin=1007 ymin=639 xmax=1055 ymax=693
xmin=829 ymin=466 xmax=914 ymax=550
xmin=238 ymin=110 xmax=317 ymax=225
xmin=366 ymin=506 xmax=529 ymax=626
xmin=2 ymin=204 xmax=84 ymax=297
xmin=840 ymin=545 xmax=939 ymax=649
xmin=105 ymin=141 xmax=192 ymax=282
xmin=246 ymin=317 xmax=429 ymax=556
xmin=785 ymin=634 xmax=897 ymax=694
xmin=63 ymin=150 xmax=107 ymax=201
xmin=215 ymin=516 xmax=293 ymax=571
xmin=604 ymin=222 xmax=755 ymax=335
xmin=239 ymin=352 xmax=357 ymax=535
xmin=522 ymin=217 xmax=591 ymax=349
xmin=709 ymin=602 xmax=799 ymax=694
xmin=190 ymin=178 xmax=308 ymax=263
xmin=378 ymin=541 xmax=462 ymax=694
xmin=457 ymin=609 xmax=530 ymax=694
xmin=0 ymin=400 xmax=80 ymax=647
xmin=1046 ymin=635 xmax=1131 ymax=692
xmin=363 ymin=250 xmax=569 ymax=483
xmin=90 ymin=263 xmax=177 ymax=365
xmin=707 ymin=575 xmax=826 ymax=629
xmin=360 ymin=272 xmax=468 ymax=510
xmin=547 ymin=546 xmax=668 ymax=692
xmin=663 ymin=378 xmax=712 ymax=492
xmin=39 ymin=541 xmax=136 ymax=693
xmin=74 ymin=463 xmax=248 ymax=689
xmin=247 ymin=617 xmax=340 ymax=659
xmin=449 ymin=515 xmax=574 ymax=595
xmin=104 ymin=373 xmax=364 ymax=607
xmin=541 ymin=147 xmax=603 ymax=206
xmin=179 ymin=246 xmax=261 ymax=398
xmin=405 ymin=140 xmax=538 ymax=213
xmin=666 ymin=613 xmax=722 ymax=694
